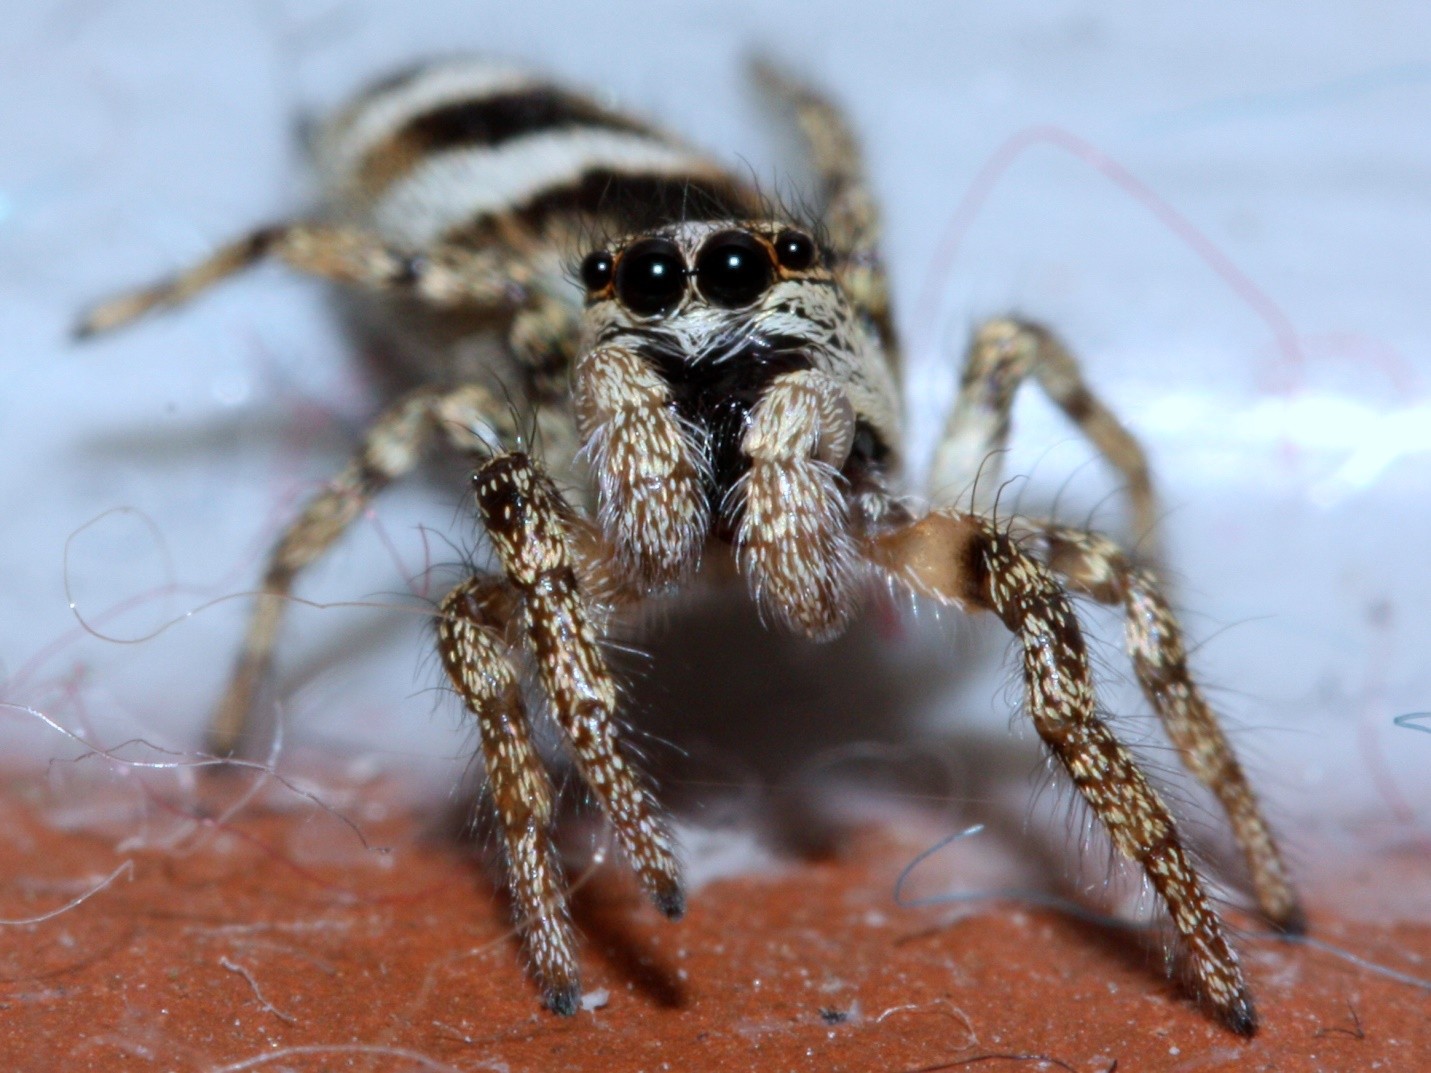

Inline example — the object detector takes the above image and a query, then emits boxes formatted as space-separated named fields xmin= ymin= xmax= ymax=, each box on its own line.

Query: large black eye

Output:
xmin=695 ymin=231 xmax=773 ymax=308
xmin=615 ymin=238 xmax=686 ymax=316
xmin=774 ymin=229 xmax=816 ymax=270
xmin=580 ymin=249 xmax=613 ymax=293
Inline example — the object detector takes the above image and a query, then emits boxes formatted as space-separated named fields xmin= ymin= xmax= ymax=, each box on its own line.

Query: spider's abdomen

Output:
xmin=314 ymin=58 xmax=761 ymax=251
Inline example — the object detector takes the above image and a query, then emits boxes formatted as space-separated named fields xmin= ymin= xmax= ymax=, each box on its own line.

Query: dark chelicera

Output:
xmin=640 ymin=332 xmax=813 ymax=527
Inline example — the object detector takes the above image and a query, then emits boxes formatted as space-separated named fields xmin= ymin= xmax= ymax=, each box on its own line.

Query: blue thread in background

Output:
xmin=1136 ymin=60 xmax=1431 ymax=137
xmin=1393 ymin=713 xmax=1431 ymax=736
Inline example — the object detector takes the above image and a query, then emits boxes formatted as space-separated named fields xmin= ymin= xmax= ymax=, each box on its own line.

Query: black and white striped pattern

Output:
xmin=316 ymin=58 xmax=760 ymax=248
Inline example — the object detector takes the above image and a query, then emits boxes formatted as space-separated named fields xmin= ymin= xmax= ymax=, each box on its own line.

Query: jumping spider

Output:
xmin=77 ymin=57 xmax=1301 ymax=1033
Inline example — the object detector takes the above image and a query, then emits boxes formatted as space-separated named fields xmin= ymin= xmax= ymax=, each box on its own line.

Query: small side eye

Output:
xmin=580 ymin=250 xmax=614 ymax=293
xmin=774 ymin=230 xmax=816 ymax=270
xmin=615 ymin=238 xmax=686 ymax=316
xmin=695 ymin=231 xmax=774 ymax=308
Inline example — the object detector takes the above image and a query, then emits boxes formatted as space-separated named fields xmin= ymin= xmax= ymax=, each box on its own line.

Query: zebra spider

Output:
xmin=77 ymin=57 xmax=1300 ymax=1033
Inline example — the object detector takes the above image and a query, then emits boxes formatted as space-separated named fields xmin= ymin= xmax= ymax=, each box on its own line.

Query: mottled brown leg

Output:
xmin=75 ymin=223 xmax=528 ymax=337
xmin=735 ymin=369 xmax=860 ymax=640
xmin=930 ymin=319 xmax=1158 ymax=558
xmin=871 ymin=511 xmax=1257 ymax=1036
xmin=472 ymin=452 xmax=683 ymax=916
xmin=209 ymin=384 xmax=516 ymax=755
xmin=1042 ymin=524 xmax=1303 ymax=932
xmin=437 ymin=576 xmax=579 ymax=1014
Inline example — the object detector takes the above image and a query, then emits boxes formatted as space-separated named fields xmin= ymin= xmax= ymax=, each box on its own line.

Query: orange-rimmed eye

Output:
xmin=694 ymin=230 xmax=773 ymax=308
xmin=615 ymin=238 xmax=686 ymax=316
xmin=774 ymin=229 xmax=815 ymax=270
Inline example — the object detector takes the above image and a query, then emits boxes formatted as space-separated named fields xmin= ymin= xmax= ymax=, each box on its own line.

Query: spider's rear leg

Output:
xmin=1041 ymin=524 xmax=1303 ymax=932
xmin=437 ymin=575 xmax=577 ymax=1013
xmin=208 ymin=383 xmax=518 ymax=756
xmin=754 ymin=61 xmax=898 ymax=364
xmin=871 ymin=512 xmax=1257 ymax=1036
xmin=931 ymin=318 xmax=1158 ymax=559
xmin=75 ymin=222 xmax=529 ymax=337
xmin=472 ymin=451 xmax=683 ymax=917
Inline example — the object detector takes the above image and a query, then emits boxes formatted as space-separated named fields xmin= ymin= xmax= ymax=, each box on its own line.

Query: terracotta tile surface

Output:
xmin=1 ymin=766 xmax=1427 ymax=1073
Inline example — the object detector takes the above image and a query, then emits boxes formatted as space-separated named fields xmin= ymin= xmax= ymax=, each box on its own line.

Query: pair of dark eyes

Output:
xmin=580 ymin=229 xmax=816 ymax=316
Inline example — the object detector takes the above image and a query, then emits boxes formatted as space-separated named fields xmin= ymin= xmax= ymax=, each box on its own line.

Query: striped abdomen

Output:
xmin=315 ymin=58 xmax=762 ymax=251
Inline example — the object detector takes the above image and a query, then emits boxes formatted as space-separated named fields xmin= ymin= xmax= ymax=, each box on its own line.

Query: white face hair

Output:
xmin=577 ymin=218 xmax=901 ymax=472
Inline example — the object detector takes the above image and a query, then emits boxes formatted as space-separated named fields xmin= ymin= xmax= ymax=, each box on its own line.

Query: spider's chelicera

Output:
xmin=77 ymin=58 xmax=1301 ymax=1034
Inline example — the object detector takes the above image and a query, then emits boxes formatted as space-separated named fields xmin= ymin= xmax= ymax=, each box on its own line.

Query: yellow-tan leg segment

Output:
xmin=472 ymin=452 xmax=683 ymax=917
xmin=930 ymin=319 xmax=1158 ymax=558
xmin=735 ymin=369 xmax=860 ymax=640
xmin=209 ymin=384 xmax=517 ymax=755
xmin=871 ymin=512 xmax=1257 ymax=1036
xmin=437 ymin=577 xmax=579 ymax=1014
xmin=1043 ymin=525 xmax=1303 ymax=932
xmin=75 ymin=223 xmax=529 ymax=337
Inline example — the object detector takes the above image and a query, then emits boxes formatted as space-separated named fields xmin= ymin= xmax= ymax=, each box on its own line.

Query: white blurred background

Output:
xmin=2 ymin=2 xmax=1428 ymax=891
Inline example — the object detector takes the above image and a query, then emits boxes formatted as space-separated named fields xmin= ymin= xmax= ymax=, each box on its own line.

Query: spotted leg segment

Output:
xmin=930 ymin=318 xmax=1158 ymax=559
xmin=208 ymin=384 xmax=517 ymax=755
xmin=437 ymin=576 xmax=578 ymax=1014
xmin=471 ymin=452 xmax=683 ymax=917
xmin=734 ymin=369 xmax=860 ymax=640
xmin=871 ymin=511 xmax=1257 ymax=1036
xmin=1042 ymin=524 xmax=1303 ymax=932
xmin=75 ymin=222 xmax=530 ymax=337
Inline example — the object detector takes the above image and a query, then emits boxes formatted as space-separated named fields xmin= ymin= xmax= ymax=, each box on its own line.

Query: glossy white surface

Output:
xmin=3 ymin=3 xmax=1428 ymax=857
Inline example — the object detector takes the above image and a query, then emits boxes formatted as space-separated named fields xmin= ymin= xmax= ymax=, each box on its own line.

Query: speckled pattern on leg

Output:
xmin=437 ymin=576 xmax=578 ymax=1014
xmin=1044 ymin=524 xmax=1303 ymax=933
xmin=871 ymin=511 xmax=1258 ymax=1036
xmin=472 ymin=452 xmax=683 ymax=918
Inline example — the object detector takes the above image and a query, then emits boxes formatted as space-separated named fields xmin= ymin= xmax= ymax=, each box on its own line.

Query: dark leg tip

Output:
xmin=1221 ymin=989 xmax=1259 ymax=1038
xmin=652 ymin=884 xmax=685 ymax=921
xmin=1272 ymin=902 xmax=1308 ymax=938
xmin=544 ymin=984 xmax=581 ymax=1017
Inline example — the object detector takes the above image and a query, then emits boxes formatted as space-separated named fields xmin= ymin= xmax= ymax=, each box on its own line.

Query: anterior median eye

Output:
xmin=615 ymin=238 xmax=686 ymax=316
xmin=695 ymin=231 xmax=774 ymax=308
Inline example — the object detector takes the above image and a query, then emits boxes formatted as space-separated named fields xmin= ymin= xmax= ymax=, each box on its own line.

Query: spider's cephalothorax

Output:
xmin=79 ymin=57 xmax=1301 ymax=1033
xmin=575 ymin=218 xmax=901 ymax=637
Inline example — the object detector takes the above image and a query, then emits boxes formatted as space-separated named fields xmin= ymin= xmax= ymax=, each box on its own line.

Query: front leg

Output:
xmin=471 ymin=452 xmax=683 ymax=916
xmin=871 ymin=511 xmax=1257 ymax=1035
xmin=437 ymin=576 xmax=577 ymax=1013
